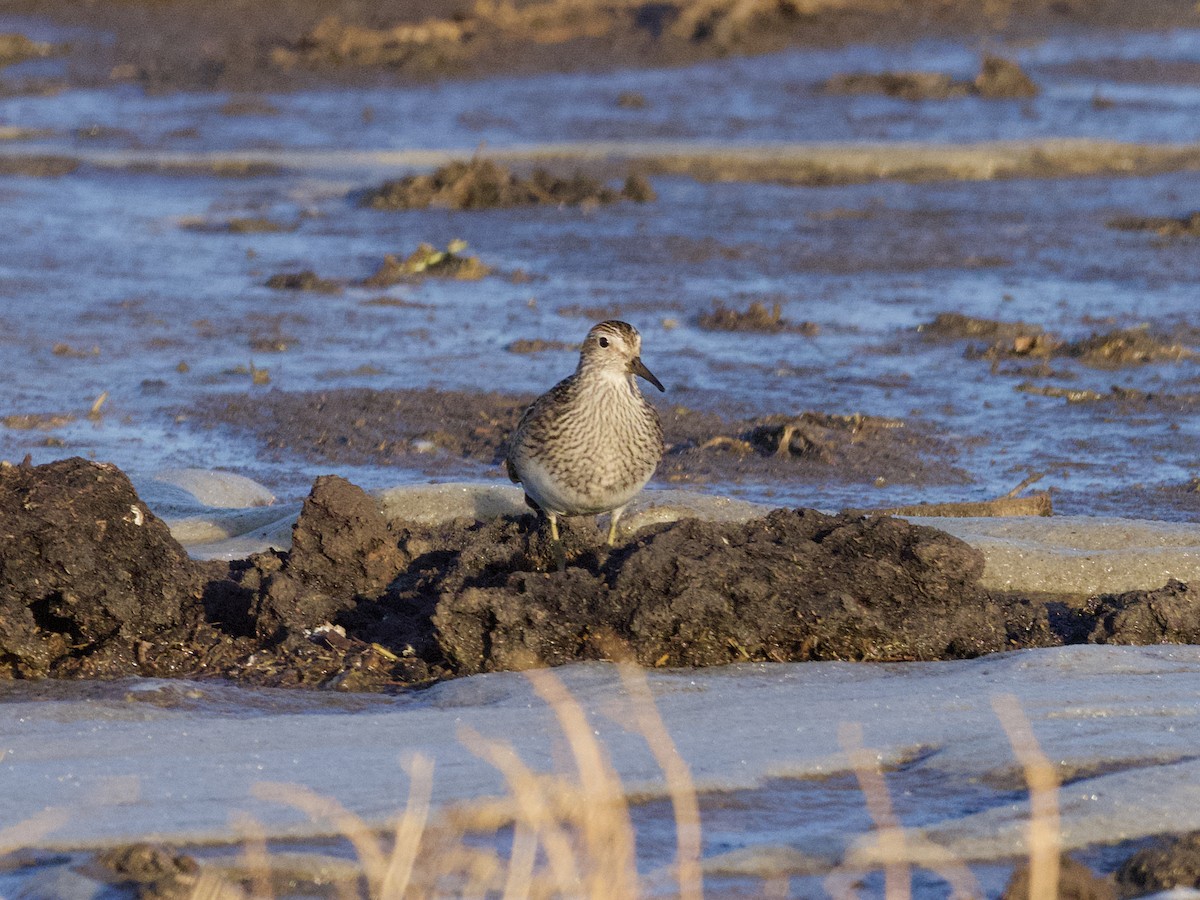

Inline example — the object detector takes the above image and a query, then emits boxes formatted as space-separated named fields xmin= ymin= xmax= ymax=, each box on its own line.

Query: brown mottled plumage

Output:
xmin=506 ymin=320 xmax=665 ymax=547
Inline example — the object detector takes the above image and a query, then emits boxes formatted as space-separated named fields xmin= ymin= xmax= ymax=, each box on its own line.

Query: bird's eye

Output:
xmin=598 ymin=336 xmax=609 ymax=348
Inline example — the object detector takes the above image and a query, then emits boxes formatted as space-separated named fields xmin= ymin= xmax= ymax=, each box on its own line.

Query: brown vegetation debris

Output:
xmin=928 ymin=314 xmax=1195 ymax=369
xmin=506 ymin=338 xmax=581 ymax=353
xmin=1067 ymin=328 xmax=1196 ymax=367
xmin=823 ymin=54 xmax=1037 ymax=100
xmin=184 ymin=216 xmax=296 ymax=234
xmin=359 ymin=158 xmax=655 ymax=210
xmin=265 ymin=269 xmax=341 ymax=293
xmin=697 ymin=300 xmax=818 ymax=335
xmin=920 ymin=312 xmax=1046 ymax=343
xmin=270 ymin=14 xmax=470 ymax=73
xmin=2 ymin=412 xmax=76 ymax=430
xmin=362 ymin=240 xmax=491 ymax=285
xmin=745 ymin=412 xmax=904 ymax=462
xmin=1108 ymin=211 xmax=1200 ymax=237
xmin=0 ymin=33 xmax=57 ymax=67
xmin=0 ymin=154 xmax=79 ymax=177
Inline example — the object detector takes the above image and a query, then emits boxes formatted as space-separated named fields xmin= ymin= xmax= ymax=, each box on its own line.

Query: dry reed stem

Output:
xmin=230 ymin=811 xmax=273 ymax=899
xmin=459 ymin=725 xmax=585 ymax=893
xmin=616 ymin=661 xmax=703 ymax=900
xmin=252 ymin=782 xmax=389 ymax=897
xmin=839 ymin=722 xmax=911 ymax=900
xmin=380 ymin=755 xmax=434 ymax=898
xmin=526 ymin=667 xmax=640 ymax=899
xmin=500 ymin=821 xmax=538 ymax=900
xmin=826 ymin=725 xmax=982 ymax=900
xmin=993 ymin=693 xmax=1061 ymax=900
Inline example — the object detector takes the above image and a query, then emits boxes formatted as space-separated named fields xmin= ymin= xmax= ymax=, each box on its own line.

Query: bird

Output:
xmin=506 ymin=320 xmax=665 ymax=559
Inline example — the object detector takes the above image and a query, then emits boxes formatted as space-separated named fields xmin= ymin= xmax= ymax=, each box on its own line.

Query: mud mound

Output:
xmin=432 ymin=508 xmax=1002 ymax=674
xmin=0 ymin=458 xmax=204 ymax=677
xmin=359 ymin=159 xmax=655 ymax=210
xmin=1087 ymin=579 xmax=1200 ymax=645
xmin=697 ymin=300 xmax=818 ymax=335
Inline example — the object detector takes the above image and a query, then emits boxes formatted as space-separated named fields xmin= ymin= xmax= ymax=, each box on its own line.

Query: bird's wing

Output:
xmin=504 ymin=375 xmax=577 ymax=482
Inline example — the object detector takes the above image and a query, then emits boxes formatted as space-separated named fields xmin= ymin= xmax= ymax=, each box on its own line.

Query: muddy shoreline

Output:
xmin=3 ymin=0 xmax=1198 ymax=93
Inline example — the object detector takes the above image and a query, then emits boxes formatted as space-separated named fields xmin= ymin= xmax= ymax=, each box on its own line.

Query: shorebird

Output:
xmin=506 ymin=320 xmax=665 ymax=558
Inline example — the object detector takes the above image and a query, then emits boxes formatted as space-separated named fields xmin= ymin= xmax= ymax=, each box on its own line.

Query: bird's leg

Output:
xmin=607 ymin=505 xmax=626 ymax=547
xmin=548 ymin=513 xmax=566 ymax=572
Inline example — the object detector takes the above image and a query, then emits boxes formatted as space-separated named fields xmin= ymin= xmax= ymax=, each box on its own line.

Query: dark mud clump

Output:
xmin=1115 ymin=832 xmax=1200 ymax=896
xmin=823 ymin=54 xmax=1037 ymax=100
xmin=1002 ymin=855 xmax=1116 ymax=900
xmin=823 ymin=70 xmax=972 ymax=100
xmin=184 ymin=216 xmax=296 ymax=234
xmin=1108 ymin=211 xmax=1200 ymax=237
xmin=245 ymin=475 xmax=408 ymax=642
xmin=974 ymin=54 xmax=1039 ymax=99
xmin=362 ymin=240 xmax=490 ymax=285
xmin=265 ymin=269 xmax=341 ymax=293
xmin=924 ymin=314 xmax=1197 ymax=368
xmin=192 ymin=387 xmax=969 ymax=489
xmin=0 ymin=458 xmax=205 ymax=677
xmin=359 ymin=159 xmax=655 ymax=211
xmin=697 ymin=300 xmax=819 ymax=335
xmin=1087 ymin=579 xmax=1200 ymax=645
xmin=93 ymin=843 xmax=201 ymax=899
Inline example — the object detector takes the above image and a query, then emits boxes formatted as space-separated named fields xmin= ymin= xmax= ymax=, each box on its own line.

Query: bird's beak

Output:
xmin=631 ymin=356 xmax=665 ymax=392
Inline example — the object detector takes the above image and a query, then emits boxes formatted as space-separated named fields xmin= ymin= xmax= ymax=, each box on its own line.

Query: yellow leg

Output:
xmin=607 ymin=506 xmax=625 ymax=546
xmin=548 ymin=514 xmax=565 ymax=571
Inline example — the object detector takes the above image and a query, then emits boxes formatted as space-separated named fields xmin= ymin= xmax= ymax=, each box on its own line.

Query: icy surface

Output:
xmin=3 ymin=646 xmax=1200 ymax=859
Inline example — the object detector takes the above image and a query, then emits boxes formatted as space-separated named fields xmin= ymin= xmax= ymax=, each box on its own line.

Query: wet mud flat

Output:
xmin=191 ymin=384 xmax=970 ymax=493
xmin=2 ymin=455 xmax=1195 ymax=693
